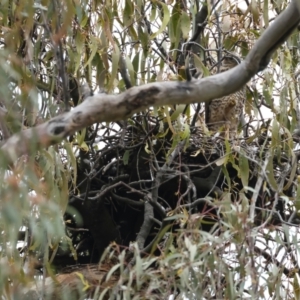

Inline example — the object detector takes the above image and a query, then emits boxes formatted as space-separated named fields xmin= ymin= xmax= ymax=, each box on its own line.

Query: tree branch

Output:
xmin=1 ymin=0 xmax=300 ymax=164
xmin=136 ymin=197 xmax=154 ymax=250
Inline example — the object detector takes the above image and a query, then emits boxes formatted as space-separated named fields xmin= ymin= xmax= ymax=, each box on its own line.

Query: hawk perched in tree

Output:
xmin=205 ymin=56 xmax=246 ymax=139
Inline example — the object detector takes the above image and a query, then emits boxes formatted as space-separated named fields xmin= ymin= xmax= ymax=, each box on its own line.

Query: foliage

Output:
xmin=0 ymin=0 xmax=299 ymax=299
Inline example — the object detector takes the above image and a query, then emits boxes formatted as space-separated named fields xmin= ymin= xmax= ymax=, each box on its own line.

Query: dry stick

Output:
xmin=1 ymin=0 xmax=300 ymax=165
xmin=136 ymin=199 xmax=154 ymax=250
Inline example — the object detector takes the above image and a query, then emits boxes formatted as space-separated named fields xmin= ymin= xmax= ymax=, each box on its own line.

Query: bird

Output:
xmin=205 ymin=55 xmax=246 ymax=140
xmin=22 ymin=263 xmax=119 ymax=299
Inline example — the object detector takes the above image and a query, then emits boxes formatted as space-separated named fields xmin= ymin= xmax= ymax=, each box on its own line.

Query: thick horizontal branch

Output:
xmin=1 ymin=0 xmax=300 ymax=163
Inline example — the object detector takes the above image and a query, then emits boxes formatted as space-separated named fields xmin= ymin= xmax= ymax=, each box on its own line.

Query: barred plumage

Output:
xmin=206 ymin=56 xmax=246 ymax=139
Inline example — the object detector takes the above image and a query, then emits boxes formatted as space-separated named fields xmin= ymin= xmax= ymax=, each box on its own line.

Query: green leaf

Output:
xmin=138 ymin=25 xmax=149 ymax=56
xmin=239 ymin=152 xmax=249 ymax=190
xmin=135 ymin=254 xmax=143 ymax=289
xmin=39 ymin=149 xmax=55 ymax=176
xmin=58 ymin=171 xmax=69 ymax=212
xmin=251 ymin=0 xmax=260 ymax=24
xmin=80 ymin=14 xmax=88 ymax=27
xmin=180 ymin=11 xmax=190 ymax=39
xmin=74 ymin=272 xmax=90 ymax=290
xmin=77 ymin=128 xmax=86 ymax=146
xmin=144 ymin=141 xmax=151 ymax=154
xmin=79 ymin=141 xmax=89 ymax=152
xmin=223 ymin=35 xmax=239 ymax=51
xmin=170 ymin=104 xmax=186 ymax=121
xmin=123 ymin=0 xmax=133 ymax=27
xmin=150 ymin=2 xmax=170 ymax=39
xmin=222 ymin=165 xmax=231 ymax=190
xmin=283 ymin=49 xmax=292 ymax=72
xmin=82 ymin=36 xmax=99 ymax=71
xmin=263 ymin=0 xmax=269 ymax=27
xmin=271 ymin=119 xmax=280 ymax=149
xmin=65 ymin=236 xmax=78 ymax=261
xmin=155 ymin=128 xmax=169 ymax=138
xmin=108 ymin=44 xmax=120 ymax=91
xmin=240 ymin=40 xmax=249 ymax=57
xmin=215 ymin=156 xmax=227 ymax=166
xmin=224 ymin=139 xmax=231 ymax=160
xmin=263 ymin=88 xmax=273 ymax=107
xmin=106 ymin=263 xmax=121 ymax=283
xmin=64 ymin=142 xmax=77 ymax=191
xmin=74 ymin=31 xmax=85 ymax=74
xmin=281 ymin=128 xmax=297 ymax=191
xmin=125 ymin=55 xmax=135 ymax=86
xmin=266 ymin=155 xmax=278 ymax=191
xmin=150 ymin=3 xmax=156 ymax=22
xmin=123 ymin=150 xmax=130 ymax=165
xmin=150 ymin=223 xmax=172 ymax=255
xmin=180 ymin=123 xmax=190 ymax=141
xmin=193 ymin=55 xmax=210 ymax=77
xmin=169 ymin=2 xmax=181 ymax=43
xmin=295 ymin=176 xmax=300 ymax=211
xmin=132 ymin=52 xmax=140 ymax=81
xmin=294 ymin=275 xmax=300 ymax=299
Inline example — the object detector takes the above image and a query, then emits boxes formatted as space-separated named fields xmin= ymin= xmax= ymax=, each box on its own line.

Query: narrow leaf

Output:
xmin=239 ymin=152 xmax=249 ymax=189
xmin=150 ymin=3 xmax=170 ymax=39
xmin=181 ymin=11 xmax=190 ymax=39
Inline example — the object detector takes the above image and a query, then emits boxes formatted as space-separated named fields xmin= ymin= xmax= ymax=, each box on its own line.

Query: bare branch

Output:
xmin=1 ymin=0 xmax=300 ymax=164
xmin=136 ymin=198 xmax=154 ymax=250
